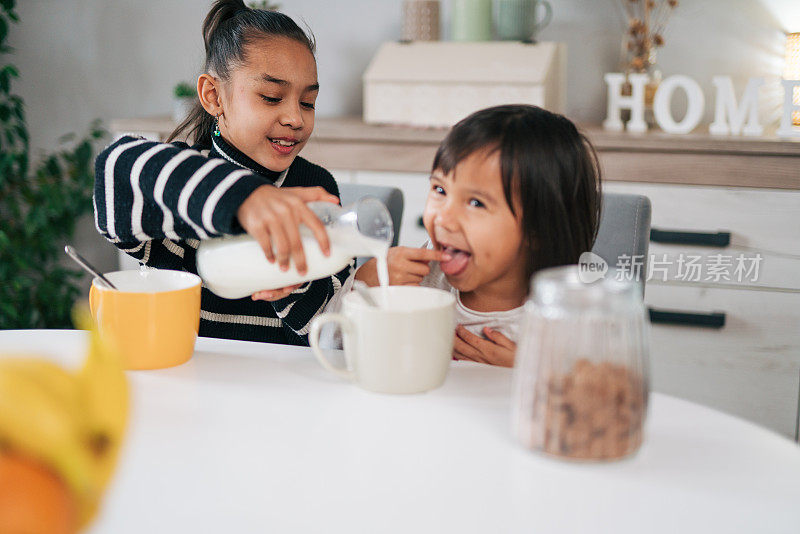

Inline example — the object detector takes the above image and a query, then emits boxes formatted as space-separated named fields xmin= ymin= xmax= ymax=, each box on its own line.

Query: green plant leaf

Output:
xmin=173 ymin=81 xmax=195 ymax=98
xmin=0 ymin=1 xmax=108 ymax=329
xmin=13 ymin=123 xmax=26 ymax=142
xmin=0 ymin=299 xmax=18 ymax=322
xmin=1 ymin=63 xmax=17 ymax=77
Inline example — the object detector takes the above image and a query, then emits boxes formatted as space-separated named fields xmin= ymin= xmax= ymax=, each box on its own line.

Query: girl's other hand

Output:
xmin=354 ymin=246 xmax=450 ymax=287
xmin=237 ymin=185 xmax=339 ymax=276
xmin=251 ymin=284 xmax=304 ymax=302
xmin=453 ymin=326 xmax=516 ymax=367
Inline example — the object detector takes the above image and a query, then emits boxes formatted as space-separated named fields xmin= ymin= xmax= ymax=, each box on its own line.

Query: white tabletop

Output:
xmin=1 ymin=330 xmax=799 ymax=534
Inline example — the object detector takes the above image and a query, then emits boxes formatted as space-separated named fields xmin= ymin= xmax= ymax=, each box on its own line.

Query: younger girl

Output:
xmin=353 ymin=105 xmax=602 ymax=366
xmin=94 ymin=1 xmax=349 ymax=345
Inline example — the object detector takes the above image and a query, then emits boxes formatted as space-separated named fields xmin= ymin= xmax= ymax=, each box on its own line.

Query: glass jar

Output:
xmin=511 ymin=265 xmax=650 ymax=461
xmin=619 ymin=37 xmax=662 ymax=128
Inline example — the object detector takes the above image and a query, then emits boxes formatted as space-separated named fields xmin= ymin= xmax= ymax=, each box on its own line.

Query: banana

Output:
xmin=0 ymin=307 xmax=129 ymax=528
xmin=0 ymin=364 xmax=97 ymax=505
xmin=75 ymin=311 xmax=129 ymax=492
xmin=73 ymin=308 xmax=130 ymax=526
xmin=0 ymin=358 xmax=83 ymax=418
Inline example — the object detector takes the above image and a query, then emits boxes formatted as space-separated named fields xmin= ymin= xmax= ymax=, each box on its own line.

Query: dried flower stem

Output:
xmin=617 ymin=0 xmax=677 ymax=73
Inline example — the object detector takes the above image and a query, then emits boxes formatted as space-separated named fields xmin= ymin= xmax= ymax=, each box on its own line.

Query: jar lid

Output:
xmin=530 ymin=265 xmax=641 ymax=308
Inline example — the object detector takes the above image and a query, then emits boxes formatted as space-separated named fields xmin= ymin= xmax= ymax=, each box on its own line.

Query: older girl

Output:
xmin=94 ymin=0 xmax=347 ymax=345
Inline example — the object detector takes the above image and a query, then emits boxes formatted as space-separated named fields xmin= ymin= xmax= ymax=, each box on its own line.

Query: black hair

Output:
xmin=168 ymin=0 xmax=316 ymax=147
xmin=432 ymin=104 xmax=602 ymax=282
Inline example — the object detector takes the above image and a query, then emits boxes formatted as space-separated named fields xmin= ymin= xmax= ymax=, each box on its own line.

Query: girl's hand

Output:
xmin=251 ymin=284 xmax=304 ymax=302
xmin=354 ymin=246 xmax=450 ymax=287
xmin=237 ymin=185 xmax=340 ymax=276
xmin=453 ymin=326 xmax=517 ymax=367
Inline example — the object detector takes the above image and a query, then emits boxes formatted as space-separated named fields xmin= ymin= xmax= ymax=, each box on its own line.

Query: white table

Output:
xmin=2 ymin=330 xmax=799 ymax=533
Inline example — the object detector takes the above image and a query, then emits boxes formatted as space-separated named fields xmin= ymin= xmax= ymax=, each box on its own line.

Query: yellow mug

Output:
xmin=89 ymin=269 xmax=202 ymax=370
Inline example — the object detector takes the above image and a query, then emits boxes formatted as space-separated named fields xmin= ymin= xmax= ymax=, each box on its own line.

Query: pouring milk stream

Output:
xmin=196 ymin=198 xmax=393 ymax=300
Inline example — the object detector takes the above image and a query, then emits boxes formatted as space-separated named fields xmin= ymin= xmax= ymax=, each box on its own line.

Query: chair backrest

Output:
xmin=338 ymin=183 xmax=404 ymax=247
xmin=591 ymin=192 xmax=652 ymax=285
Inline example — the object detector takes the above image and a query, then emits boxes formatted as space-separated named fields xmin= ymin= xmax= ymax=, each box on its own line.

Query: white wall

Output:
xmin=11 ymin=0 xmax=793 ymax=155
xmin=6 ymin=0 xmax=794 ymax=278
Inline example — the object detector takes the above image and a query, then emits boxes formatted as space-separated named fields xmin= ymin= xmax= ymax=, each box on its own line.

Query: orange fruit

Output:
xmin=0 ymin=452 xmax=78 ymax=534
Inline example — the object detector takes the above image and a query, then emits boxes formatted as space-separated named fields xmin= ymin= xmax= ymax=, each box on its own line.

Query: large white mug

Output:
xmin=309 ymin=286 xmax=456 ymax=394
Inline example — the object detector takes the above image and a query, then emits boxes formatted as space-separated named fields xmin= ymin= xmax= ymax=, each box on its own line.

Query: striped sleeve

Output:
xmin=271 ymin=262 xmax=354 ymax=344
xmin=93 ymin=135 xmax=267 ymax=243
xmin=115 ymin=237 xmax=199 ymax=273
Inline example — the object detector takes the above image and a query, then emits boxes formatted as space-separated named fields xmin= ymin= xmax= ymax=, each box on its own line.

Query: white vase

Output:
xmin=172 ymin=97 xmax=195 ymax=123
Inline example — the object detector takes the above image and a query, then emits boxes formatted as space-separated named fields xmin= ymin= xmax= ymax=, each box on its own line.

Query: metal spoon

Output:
xmin=64 ymin=245 xmax=118 ymax=290
xmin=353 ymin=281 xmax=380 ymax=308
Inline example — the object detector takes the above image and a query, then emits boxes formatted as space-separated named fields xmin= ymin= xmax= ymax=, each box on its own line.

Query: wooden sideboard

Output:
xmin=112 ymin=116 xmax=800 ymax=189
xmin=111 ymin=116 xmax=800 ymax=440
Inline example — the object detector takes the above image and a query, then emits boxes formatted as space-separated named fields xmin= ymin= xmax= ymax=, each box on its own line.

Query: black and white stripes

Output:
xmin=94 ymin=134 xmax=352 ymax=346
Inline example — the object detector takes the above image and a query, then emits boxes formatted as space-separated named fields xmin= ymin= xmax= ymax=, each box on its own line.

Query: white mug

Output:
xmin=309 ymin=286 xmax=456 ymax=394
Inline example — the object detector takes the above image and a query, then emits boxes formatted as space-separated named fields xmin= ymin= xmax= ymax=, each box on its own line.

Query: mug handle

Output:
xmin=309 ymin=313 xmax=355 ymax=381
xmin=533 ymin=0 xmax=552 ymax=35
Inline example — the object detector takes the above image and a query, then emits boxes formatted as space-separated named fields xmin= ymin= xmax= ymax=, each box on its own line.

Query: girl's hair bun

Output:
xmin=203 ymin=0 xmax=249 ymax=53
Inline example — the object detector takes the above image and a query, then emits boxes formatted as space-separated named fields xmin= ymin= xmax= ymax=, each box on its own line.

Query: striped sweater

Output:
xmin=93 ymin=134 xmax=352 ymax=346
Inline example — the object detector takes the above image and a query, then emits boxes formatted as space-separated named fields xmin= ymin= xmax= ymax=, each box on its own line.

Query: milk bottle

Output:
xmin=196 ymin=198 xmax=393 ymax=299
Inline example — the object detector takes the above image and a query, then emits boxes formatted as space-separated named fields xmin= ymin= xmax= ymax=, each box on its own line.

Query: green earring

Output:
xmin=213 ymin=115 xmax=221 ymax=137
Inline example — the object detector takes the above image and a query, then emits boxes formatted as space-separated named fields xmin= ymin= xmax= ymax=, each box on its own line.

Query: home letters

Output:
xmin=604 ymin=73 xmax=800 ymax=137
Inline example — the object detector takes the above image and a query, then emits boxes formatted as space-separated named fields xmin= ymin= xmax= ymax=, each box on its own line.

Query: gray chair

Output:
xmin=592 ymin=192 xmax=652 ymax=287
xmin=338 ymin=183 xmax=404 ymax=247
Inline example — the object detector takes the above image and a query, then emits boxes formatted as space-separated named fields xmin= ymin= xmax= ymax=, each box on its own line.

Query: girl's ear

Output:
xmin=197 ymin=74 xmax=223 ymax=117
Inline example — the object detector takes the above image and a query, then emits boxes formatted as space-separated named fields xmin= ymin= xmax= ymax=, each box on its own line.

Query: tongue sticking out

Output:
xmin=440 ymin=249 xmax=470 ymax=276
